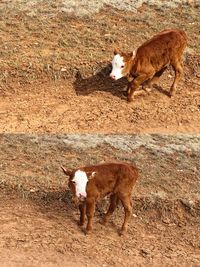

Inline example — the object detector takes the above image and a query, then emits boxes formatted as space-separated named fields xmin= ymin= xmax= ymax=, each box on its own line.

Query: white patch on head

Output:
xmin=110 ymin=54 xmax=125 ymax=80
xmin=72 ymin=170 xmax=88 ymax=198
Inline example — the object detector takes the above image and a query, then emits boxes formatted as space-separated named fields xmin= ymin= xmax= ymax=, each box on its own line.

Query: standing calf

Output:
xmin=62 ymin=162 xmax=138 ymax=235
xmin=110 ymin=29 xmax=187 ymax=102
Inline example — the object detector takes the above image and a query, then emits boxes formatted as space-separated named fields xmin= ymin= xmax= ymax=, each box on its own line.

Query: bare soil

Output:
xmin=0 ymin=134 xmax=200 ymax=266
xmin=0 ymin=2 xmax=200 ymax=134
xmin=1 ymin=189 xmax=199 ymax=267
xmin=0 ymin=1 xmax=200 ymax=266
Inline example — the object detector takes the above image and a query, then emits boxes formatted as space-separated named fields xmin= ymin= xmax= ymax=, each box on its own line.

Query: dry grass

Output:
xmin=0 ymin=1 xmax=199 ymax=91
xmin=1 ymin=134 xmax=199 ymax=205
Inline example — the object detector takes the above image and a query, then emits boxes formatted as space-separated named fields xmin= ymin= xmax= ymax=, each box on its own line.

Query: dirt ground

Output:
xmin=0 ymin=134 xmax=200 ymax=266
xmin=0 ymin=1 xmax=200 ymax=133
xmin=0 ymin=1 xmax=200 ymax=266
xmin=0 ymin=189 xmax=199 ymax=267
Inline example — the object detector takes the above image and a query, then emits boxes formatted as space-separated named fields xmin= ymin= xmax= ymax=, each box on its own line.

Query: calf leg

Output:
xmin=118 ymin=195 xmax=132 ymax=235
xmin=79 ymin=202 xmax=86 ymax=226
xmin=145 ymin=66 xmax=168 ymax=91
xmin=127 ymin=73 xmax=153 ymax=102
xmin=85 ymin=197 xmax=96 ymax=233
xmin=169 ymin=60 xmax=183 ymax=97
xmin=100 ymin=194 xmax=118 ymax=225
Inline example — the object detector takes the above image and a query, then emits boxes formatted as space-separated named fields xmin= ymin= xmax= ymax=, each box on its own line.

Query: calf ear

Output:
xmin=114 ymin=47 xmax=120 ymax=55
xmin=128 ymin=50 xmax=136 ymax=59
xmin=131 ymin=50 xmax=136 ymax=59
xmin=61 ymin=166 xmax=72 ymax=176
xmin=88 ymin=171 xmax=96 ymax=180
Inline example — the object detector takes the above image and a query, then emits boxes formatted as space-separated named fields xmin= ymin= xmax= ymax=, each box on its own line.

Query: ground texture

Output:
xmin=0 ymin=1 xmax=200 ymax=133
xmin=0 ymin=1 xmax=200 ymax=266
xmin=0 ymin=134 xmax=200 ymax=266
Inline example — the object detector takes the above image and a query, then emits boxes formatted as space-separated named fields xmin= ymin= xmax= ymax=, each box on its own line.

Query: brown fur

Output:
xmin=62 ymin=162 xmax=138 ymax=235
xmin=116 ymin=29 xmax=187 ymax=102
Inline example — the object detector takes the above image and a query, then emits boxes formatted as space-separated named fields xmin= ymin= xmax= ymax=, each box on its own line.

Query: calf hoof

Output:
xmin=84 ymin=229 xmax=92 ymax=235
xmin=85 ymin=225 xmax=93 ymax=235
xmin=78 ymin=221 xmax=85 ymax=226
xmin=118 ymin=228 xmax=127 ymax=236
xmin=169 ymin=86 xmax=176 ymax=98
xmin=168 ymin=92 xmax=173 ymax=98
xmin=127 ymin=97 xmax=133 ymax=103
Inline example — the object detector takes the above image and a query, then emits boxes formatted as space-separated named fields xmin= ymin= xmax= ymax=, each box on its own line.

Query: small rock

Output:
xmin=61 ymin=67 xmax=67 ymax=72
xmin=140 ymin=248 xmax=151 ymax=257
xmin=162 ymin=217 xmax=171 ymax=224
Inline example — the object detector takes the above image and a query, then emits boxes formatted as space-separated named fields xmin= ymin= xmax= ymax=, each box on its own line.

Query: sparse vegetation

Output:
xmin=0 ymin=1 xmax=200 ymax=133
xmin=0 ymin=133 xmax=200 ymax=266
xmin=0 ymin=1 xmax=200 ymax=266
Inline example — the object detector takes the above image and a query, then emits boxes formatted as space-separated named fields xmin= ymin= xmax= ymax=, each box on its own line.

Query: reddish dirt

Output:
xmin=0 ymin=134 xmax=200 ymax=266
xmin=0 ymin=189 xmax=199 ymax=267
xmin=1 ymin=77 xmax=200 ymax=134
xmin=0 ymin=1 xmax=200 ymax=266
xmin=0 ymin=4 xmax=200 ymax=134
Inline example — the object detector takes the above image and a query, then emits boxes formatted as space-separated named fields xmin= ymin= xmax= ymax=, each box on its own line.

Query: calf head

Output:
xmin=62 ymin=167 xmax=96 ymax=203
xmin=110 ymin=48 xmax=136 ymax=80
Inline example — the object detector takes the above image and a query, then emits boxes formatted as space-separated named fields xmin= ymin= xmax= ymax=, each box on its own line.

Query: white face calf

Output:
xmin=72 ymin=170 xmax=88 ymax=199
xmin=72 ymin=170 xmax=96 ymax=200
xmin=110 ymin=54 xmax=125 ymax=80
xmin=110 ymin=50 xmax=136 ymax=80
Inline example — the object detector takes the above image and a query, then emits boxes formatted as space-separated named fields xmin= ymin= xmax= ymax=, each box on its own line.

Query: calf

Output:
xmin=62 ymin=162 xmax=138 ymax=235
xmin=110 ymin=28 xmax=187 ymax=102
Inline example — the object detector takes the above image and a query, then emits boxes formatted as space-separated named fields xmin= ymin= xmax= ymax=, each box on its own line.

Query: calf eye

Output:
xmin=121 ymin=65 xmax=124 ymax=68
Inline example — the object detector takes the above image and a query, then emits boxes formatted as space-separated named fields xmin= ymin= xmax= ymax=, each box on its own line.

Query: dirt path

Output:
xmin=0 ymin=189 xmax=199 ymax=267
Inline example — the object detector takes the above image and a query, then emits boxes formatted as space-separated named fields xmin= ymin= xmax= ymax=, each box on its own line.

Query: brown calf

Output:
xmin=62 ymin=162 xmax=138 ymax=235
xmin=110 ymin=29 xmax=187 ymax=102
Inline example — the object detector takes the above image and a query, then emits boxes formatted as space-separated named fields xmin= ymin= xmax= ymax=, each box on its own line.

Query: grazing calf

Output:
xmin=62 ymin=162 xmax=138 ymax=235
xmin=110 ymin=29 xmax=187 ymax=102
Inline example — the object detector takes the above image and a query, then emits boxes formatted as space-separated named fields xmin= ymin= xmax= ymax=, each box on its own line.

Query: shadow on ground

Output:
xmin=73 ymin=63 xmax=128 ymax=100
xmin=73 ymin=63 xmax=175 ymax=100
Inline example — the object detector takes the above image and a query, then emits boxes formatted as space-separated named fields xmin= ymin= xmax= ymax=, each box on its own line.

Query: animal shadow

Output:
xmin=153 ymin=84 xmax=171 ymax=97
xmin=29 ymin=190 xmax=74 ymax=219
xmin=73 ymin=63 xmax=128 ymax=100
